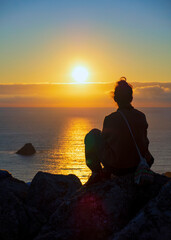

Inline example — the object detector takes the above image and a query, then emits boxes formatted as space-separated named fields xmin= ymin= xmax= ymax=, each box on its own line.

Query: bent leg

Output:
xmin=84 ymin=128 xmax=103 ymax=173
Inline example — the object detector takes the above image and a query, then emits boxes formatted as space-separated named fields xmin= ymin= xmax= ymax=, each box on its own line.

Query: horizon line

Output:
xmin=0 ymin=81 xmax=171 ymax=86
xmin=0 ymin=106 xmax=170 ymax=108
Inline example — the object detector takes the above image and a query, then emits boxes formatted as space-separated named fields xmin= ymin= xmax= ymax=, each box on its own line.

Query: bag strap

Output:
xmin=118 ymin=110 xmax=144 ymax=161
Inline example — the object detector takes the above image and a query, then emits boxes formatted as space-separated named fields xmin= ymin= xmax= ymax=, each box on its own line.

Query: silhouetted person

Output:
xmin=85 ymin=77 xmax=154 ymax=185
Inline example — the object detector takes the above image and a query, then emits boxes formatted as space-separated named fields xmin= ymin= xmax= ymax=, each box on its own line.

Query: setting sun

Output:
xmin=72 ymin=66 xmax=89 ymax=83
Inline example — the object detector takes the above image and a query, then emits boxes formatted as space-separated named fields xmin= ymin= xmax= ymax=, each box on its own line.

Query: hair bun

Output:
xmin=117 ymin=77 xmax=128 ymax=87
xmin=119 ymin=76 xmax=127 ymax=81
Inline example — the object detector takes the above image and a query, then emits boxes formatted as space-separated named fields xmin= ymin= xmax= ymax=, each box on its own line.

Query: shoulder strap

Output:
xmin=118 ymin=110 xmax=143 ymax=160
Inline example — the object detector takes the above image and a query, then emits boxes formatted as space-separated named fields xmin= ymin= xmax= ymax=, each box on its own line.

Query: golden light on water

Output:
xmin=49 ymin=117 xmax=92 ymax=184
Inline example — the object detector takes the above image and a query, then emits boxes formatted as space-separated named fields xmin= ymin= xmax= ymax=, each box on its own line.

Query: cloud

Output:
xmin=133 ymin=83 xmax=171 ymax=107
xmin=0 ymin=82 xmax=170 ymax=107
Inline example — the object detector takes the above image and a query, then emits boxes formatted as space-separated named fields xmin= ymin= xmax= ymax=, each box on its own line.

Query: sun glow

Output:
xmin=72 ymin=66 xmax=89 ymax=83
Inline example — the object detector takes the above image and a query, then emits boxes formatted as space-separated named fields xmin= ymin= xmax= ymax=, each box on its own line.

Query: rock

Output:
xmin=26 ymin=171 xmax=82 ymax=218
xmin=0 ymin=173 xmax=45 ymax=240
xmin=0 ymin=169 xmax=12 ymax=179
xmin=112 ymin=181 xmax=171 ymax=240
xmin=0 ymin=170 xmax=28 ymax=200
xmin=34 ymin=172 xmax=169 ymax=240
xmin=16 ymin=143 xmax=36 ymax=156
xmin=1 ymin=170 xmax=170 ymax=240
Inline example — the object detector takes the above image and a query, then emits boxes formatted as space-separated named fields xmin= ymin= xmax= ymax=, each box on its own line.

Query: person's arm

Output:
xmin=101 ymin=117 xmax=109 ymax=167
xmin=102 ymin=117 xmax=108 ymax=139
xmin=101 ymin=116 xmax=117 ymax=170
xmin=143 ymin=115 xmax=154 ymax=168
xmin=101 ymin=116 xmax=112 ymax=149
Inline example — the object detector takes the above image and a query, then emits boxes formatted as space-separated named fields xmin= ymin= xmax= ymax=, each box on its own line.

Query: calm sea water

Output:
xmin=0 ymin=107 xmax=171 ymax=184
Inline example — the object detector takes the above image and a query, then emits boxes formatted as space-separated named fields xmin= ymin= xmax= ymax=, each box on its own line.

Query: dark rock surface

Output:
xmin=112 ymin=181 xmax=171 ymax=240
xmin=16 ymin=143 xmax=36 ymax=156
xmin=0 ymin=169 xmax=28 ymax=201
xmin=0 ymin=169 xmax=170 ymax=240
xmin=34 ymin=173 xmax=170 ymax=240
xmin=26 ymin=171 xmax=82 ymax=217
xmin=0 ymin=169 xmax=12 ymax=179
xmin=0 ymin=170 xmax=45 ymax=240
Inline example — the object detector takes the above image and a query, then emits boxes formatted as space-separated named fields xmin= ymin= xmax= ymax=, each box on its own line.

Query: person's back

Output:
xmin=84 ymin=77 xmax=154 ymax=184
xmin=102 ymin=107 xmax=153 ymax=172
xmin=101 ymin=78 xmax=153 ymax=174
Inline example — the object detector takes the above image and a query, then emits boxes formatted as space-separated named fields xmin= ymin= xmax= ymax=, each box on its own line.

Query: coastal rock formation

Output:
xmin=0 ymin=170 xmax=28 ymax=200
xmin=34 ymin=173 xmax=170 ymax=240
xmin=112 ymin=181 xmax=171 ymax=240
xmin=0 ymin=169 xmax=170 ymax=240
xmin=0 ymin=169 xmax=12 ymax=179
xmin=16 ymin=143 xmax=36 ymax=156
xmin=26 ymin=171 xmax=82 ymax=217
xmin=0 ymin=170 xmax=45 ymax=240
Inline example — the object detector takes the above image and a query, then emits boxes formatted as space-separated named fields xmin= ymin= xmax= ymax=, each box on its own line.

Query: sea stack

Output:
xmin=16 ymin=143 xmax=36 ymax=156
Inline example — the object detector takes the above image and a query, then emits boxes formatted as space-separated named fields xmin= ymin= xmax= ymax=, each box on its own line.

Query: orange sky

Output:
xmin=1 ymin=1 xmax=171 ymax=107
xmin=0 ymin=82 xmax=170 ymax=108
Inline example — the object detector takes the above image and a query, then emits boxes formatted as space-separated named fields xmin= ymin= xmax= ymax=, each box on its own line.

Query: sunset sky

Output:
xmin=0 ymin=0 xmax=171 ymax=107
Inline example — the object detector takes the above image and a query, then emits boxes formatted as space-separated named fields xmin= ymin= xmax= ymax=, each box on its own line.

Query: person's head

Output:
xmin=113 ymin=77 xmax=133 ymax=107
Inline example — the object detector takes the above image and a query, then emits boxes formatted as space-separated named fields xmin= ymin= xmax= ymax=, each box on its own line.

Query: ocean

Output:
xmin=0 ymin=107 xmax=171 ymax=184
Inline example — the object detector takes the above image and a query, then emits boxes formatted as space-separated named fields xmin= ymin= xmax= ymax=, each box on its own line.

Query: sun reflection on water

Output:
xmin=49 ymin=117 xmax=92 ymax=184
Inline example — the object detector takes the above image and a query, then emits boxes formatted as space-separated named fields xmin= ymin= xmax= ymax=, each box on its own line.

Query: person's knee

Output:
xmin=85 ymin=128 xmax=102 ymax=172
xmin=84 ymin=128 xmax=101 ymax=150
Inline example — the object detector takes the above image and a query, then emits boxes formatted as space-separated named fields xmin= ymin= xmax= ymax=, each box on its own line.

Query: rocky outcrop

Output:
xmin=0 ymin=170 xmax=28 ymax=200
xmin=0 ymin=170 xmax=45 ymax=240
xmin=0 ymin=169 xmax=170 ymax=240
xmin=0 ymin=169 xmax=12 ymax=179
xmin=34 ymin=173 xmax=170 ymax=240
xmin=26 ymin=171 xmax=82 ymax=217
xmin=112 ymin=181 xmax=171 ymax=240
xmin=16 ymin=143 xmax=36 ymax=156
